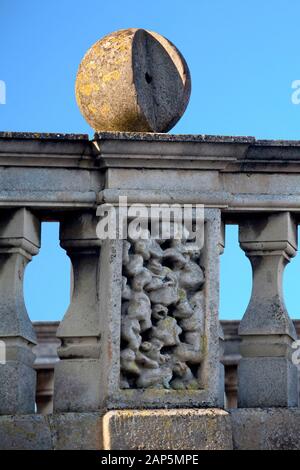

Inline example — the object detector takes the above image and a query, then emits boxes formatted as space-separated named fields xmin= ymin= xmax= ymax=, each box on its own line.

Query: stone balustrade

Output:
xmin=0 ymin=131 xmax=300 ymax=450
xmin=28 ymin=320 xmax=300 ymax=413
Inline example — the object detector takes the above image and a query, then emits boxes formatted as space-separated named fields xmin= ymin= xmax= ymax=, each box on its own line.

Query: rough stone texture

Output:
xmin=94 ymin=131 xmax=255 ymax=143
xmin=0 ymin=363 xmax=37 ymax=415
xmin=0 ymin=412 xmax=103 ymax=450
xmin=231 ymin=408 xmax=300 ymax=450
xmin=238 ymin=357 xmax=299 ymax=408
xmin=120 ymin=229 xmax=205 ymax=391
xmin=75 ymin=29 xmax=191 ymax=132
xmin=0 ymin=415 xmax=52 ymax=450
xmin=49 ymin=412 xmax=103 ymax=450
xmin=1 ymin=408 xmax=300 ymax=449
xmin=103 ymin=409 xmax=233 ymax=450
xmin=54 ymin=360 xmax=102 ymax=412
xmin=0 ymin=132 xmax=88 ymax=140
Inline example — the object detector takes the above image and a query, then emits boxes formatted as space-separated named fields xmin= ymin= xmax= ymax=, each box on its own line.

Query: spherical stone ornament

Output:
xmin=75 ymin=28 xmax=191 ymax=132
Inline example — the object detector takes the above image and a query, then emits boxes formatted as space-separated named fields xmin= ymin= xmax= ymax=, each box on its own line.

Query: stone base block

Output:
xmin=103 ymin=409 xmax=233 ymax=450
xmin=0 ymin=415 xmax=52 ymax=450
xmin=53 ymin=359 xmax=101 ymax=412
xmin=231 ymin=408 xmax=300 ymax=450
xmin=0 ymin=363 xmax=36 ymax=414
xmin=238 ymin=357 xmax=299 ymax=407
xmin=0 ymin=412 xmax=103 ymax=450
xmin=49 ymin=412 xmax=103 ymax=449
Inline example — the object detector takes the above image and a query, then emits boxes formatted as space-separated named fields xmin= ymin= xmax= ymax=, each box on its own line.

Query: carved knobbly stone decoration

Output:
xmin=75 ymin=28 xmax=191 ymax=132
xmin=120 ymin=227 xmax=205 ymax=390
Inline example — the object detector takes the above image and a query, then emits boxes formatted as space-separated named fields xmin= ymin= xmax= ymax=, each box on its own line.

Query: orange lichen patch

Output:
xmin=100 ymin=103 xmax=111 ymax=116
xmin=79 ymin=82 xmax=100 ymax=96
xmin=84 ymin=61 xmax=98 ymax=71
xmin=102 ymin=70 xmax=121 ymax=83
xmin=87 ymin=103 xmax=98 ymax=115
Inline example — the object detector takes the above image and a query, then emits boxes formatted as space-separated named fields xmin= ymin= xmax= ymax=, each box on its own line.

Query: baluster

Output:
xmin=53 ymin=212 xmax=102 ymax=412
xmin=0 ymin=208 xmax=40 ymax=414
xmin=238 ymin=212 xmax=299 ymax=407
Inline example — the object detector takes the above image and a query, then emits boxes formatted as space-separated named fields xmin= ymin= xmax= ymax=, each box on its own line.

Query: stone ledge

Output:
xmin=230 ymin=407 xmax=300 ymax=450
xmin=0 ymin=132 xmax=89 ymax=141
xmin=95 ymin=131 xmax=256 ymax=143
xmin=0 ymin=408 xmax=300 ymax=450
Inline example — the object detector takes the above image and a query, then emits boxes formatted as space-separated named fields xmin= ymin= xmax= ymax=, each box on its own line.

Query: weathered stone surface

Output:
xmin=0 ymin=363 xmax=36 ymax=415
xmin=2 ymin=408 xmax=300 ymax=450
xmin=0 ymin=415 xmax=52 ymax=450
xmin=0 ymin=131 xmax=88 ymax=140
xmin=0 ymin=412 xmax=103 ymax=450
xmin=75 ymin=29 xmax=191 ymax=132
xmin=231 ymin=408 xmax=300 ymax=450
xmin=53 ymin=360 xmax=102 ymax=412
xmin=50 ymin=412 xmax=103 ymax=450
xmin=103 ymin=409 xmax=233 ymax=450
xmin=238 ymin=357 xmax=299 ymax=408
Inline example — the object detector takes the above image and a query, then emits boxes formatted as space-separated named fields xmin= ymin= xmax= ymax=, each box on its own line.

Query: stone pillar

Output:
xmin=53 ymin=213 xmax=102 ymax=412
xmin=0 ymin=208 xmax=40 ymax=414
xmin=238 ymin=212 xmax=299 ymax=407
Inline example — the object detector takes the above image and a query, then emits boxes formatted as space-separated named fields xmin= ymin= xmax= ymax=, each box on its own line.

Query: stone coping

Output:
xmin=94 ymin=132 xmax=256 ymax=143
xmin=2 ymin=130 xmax=300 ymax=148
xmin=0 ymin=132 xmax=89 ymax=141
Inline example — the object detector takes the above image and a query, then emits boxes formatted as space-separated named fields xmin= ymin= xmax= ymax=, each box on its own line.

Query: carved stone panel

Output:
xmin=120 ymin=227 xmax=205 ymax=390
xmin=97 ymin=208 xmax=223 ymax=409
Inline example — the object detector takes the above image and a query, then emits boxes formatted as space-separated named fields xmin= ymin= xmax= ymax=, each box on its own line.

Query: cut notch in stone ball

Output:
xmin=75 ymin=28 xmax=191 ymax=133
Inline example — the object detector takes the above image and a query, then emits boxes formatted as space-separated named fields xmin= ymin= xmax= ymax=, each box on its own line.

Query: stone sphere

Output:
xmin=75 ymin=28 xmax=191 ymax=132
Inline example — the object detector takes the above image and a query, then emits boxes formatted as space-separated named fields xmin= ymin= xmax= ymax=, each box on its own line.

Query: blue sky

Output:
xmin=1 ymin=0 xmax=300 ymax=321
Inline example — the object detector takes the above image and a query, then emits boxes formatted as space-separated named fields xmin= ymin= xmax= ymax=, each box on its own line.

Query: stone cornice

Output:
xmin=94 ymin=132 xmax=300 ymax=172
xmin=2 ymin=132 xmax=300 ymax=211
xmin=0 ymin=132 xmax=95 ymax=169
